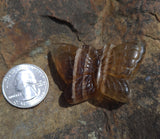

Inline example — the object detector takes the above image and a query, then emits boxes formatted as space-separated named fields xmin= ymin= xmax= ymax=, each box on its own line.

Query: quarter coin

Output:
xmin=2 ymin=64 xmax=49 ymax=108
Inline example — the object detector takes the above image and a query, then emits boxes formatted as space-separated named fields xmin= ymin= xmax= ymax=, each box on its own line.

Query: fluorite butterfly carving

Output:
xmin=49 ymin=42 xmax=145 ymax=106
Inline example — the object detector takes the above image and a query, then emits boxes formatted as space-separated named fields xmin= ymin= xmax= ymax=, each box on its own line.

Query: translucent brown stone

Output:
xmin=52 ymin=44 xmax=78 ymax=85
xmin=52 ymin=42 xmax=145 ymax=105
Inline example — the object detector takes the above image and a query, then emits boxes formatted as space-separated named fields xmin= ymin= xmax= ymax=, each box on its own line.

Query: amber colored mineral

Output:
xmin=52 ymin=42 xmax=145 ymax=105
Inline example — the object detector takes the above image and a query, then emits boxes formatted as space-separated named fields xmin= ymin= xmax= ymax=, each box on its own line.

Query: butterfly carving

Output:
xmin=49 ymin=41 xmax=145 ymax=106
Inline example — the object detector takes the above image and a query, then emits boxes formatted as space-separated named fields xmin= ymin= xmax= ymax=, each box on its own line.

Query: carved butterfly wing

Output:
xmin=65 ymin=45 xmax=100 ymax=104
xmin=99 ymin=75 xmax=130 ymax=103
xmin=99 ymin=42 xmax=145 ymax=103
xmin=51 ymin=44 xmax=78 ymax=85
xmin=107 ymin=41 xmax=145 ymax=79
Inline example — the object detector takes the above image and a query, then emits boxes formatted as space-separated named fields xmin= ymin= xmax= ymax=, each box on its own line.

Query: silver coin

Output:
xmin=2 ymin=64 xmax=49 ymax=108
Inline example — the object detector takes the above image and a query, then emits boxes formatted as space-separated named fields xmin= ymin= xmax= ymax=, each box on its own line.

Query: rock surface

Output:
xmin=0 ymin=0 xmax=160 ymax=138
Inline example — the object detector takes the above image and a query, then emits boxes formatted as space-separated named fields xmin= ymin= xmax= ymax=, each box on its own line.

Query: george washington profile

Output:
xmin=14 ymin=69 xmax=40 ymax=101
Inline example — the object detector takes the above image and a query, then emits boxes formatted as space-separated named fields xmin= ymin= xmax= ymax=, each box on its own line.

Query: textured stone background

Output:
xmin=0 ymin=0 xmax=160 ymax=138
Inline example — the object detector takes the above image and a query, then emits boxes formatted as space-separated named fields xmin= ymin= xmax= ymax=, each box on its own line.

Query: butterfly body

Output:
xmin=51 ymin=42 xmax=145 ymax=105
